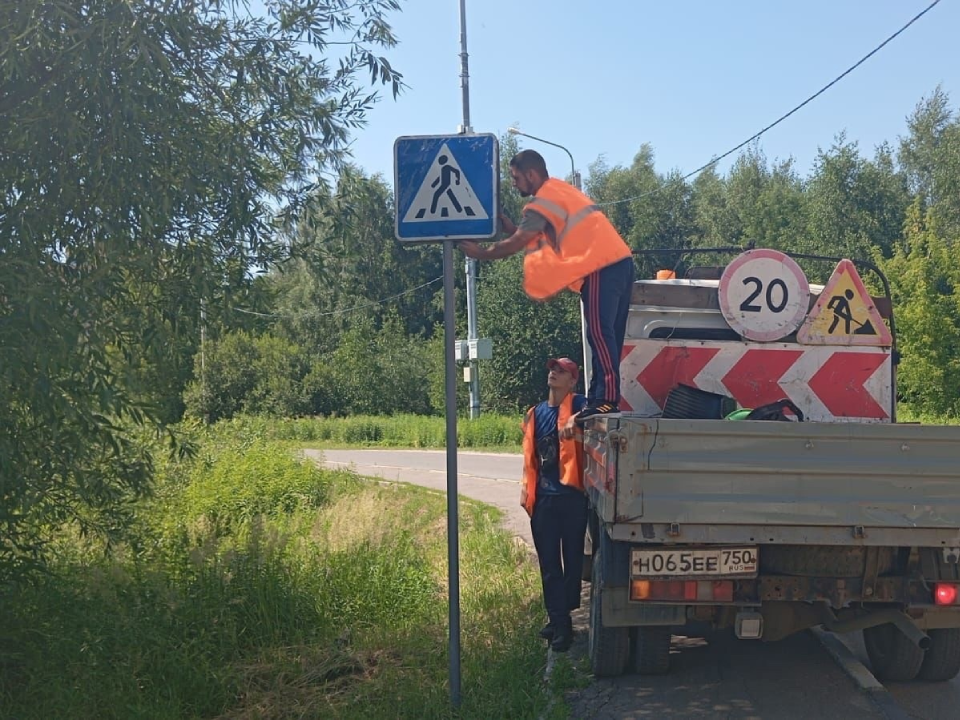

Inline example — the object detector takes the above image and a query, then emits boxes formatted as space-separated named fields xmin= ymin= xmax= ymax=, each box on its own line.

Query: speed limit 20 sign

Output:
xmin=718 ymin=249 xmax=810 ymax=342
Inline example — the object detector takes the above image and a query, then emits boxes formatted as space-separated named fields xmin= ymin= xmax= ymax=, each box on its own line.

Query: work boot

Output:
xmin=550 ymin=625 xmax=574 ymax=652
xmin=538 ymin=623 xmax=555 ymax=640
xmin=574 ymin=402 xmax=619 ymax=425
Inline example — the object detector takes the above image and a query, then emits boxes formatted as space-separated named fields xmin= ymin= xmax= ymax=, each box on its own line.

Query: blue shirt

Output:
xmin=534 ymin=394 xmax=587 ymax=496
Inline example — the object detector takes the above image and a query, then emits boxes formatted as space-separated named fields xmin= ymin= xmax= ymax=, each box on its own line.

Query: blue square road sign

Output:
xmin=394 ymin=133 xmax=499 ymax=242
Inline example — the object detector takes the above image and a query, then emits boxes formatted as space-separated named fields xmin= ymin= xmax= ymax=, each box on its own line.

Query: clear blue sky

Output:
xmin=348 ymin=0 xmax=957 ymax=187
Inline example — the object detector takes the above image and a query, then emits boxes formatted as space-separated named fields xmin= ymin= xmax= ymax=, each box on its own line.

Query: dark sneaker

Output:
xmin=550 ymin=627 xmax=574 ymax=652
xmin=539 ymin=623 xmax=556 ymax=640
xmin=574 ymin=402 xmax=619 ymax=425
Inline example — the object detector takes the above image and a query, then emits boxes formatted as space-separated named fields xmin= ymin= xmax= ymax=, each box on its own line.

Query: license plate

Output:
xmin=631 ymin=547 xmax=759 ymax=577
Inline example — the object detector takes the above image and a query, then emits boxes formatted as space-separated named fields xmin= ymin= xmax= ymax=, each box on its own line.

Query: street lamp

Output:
xmin=507 ymin=127 xmax=582 ymax=190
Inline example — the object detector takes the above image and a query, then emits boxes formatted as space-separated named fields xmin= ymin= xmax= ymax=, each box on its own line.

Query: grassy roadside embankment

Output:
xmin=0 ymin=422 xmax=572 ymax=719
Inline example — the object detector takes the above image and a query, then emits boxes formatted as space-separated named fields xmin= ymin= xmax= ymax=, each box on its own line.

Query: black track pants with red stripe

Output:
xmin=580 ymin=257 xmax=635 ymax=405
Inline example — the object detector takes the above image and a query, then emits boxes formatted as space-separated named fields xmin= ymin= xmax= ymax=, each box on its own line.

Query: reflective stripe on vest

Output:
xmin=528 ymin=196 xmax=567 ymax=224
xmin=522 ymin=178 xmax=632 ymax=300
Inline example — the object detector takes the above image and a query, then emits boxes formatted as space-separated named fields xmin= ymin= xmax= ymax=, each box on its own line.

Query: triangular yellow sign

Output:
xmin=797 ymin=260 xmax=892 ymax=346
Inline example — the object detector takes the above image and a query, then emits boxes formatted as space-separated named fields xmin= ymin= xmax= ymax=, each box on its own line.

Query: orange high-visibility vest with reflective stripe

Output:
xmin=521 ymin=178 xmax=632 ymax=299
xmin=520 ymin=392 xmax=584 ymax=517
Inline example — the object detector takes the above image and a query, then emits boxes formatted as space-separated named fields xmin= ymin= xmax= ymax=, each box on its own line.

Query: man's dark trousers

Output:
xmin=580 ymin=256 xmax=636 ymax=405
xmin=530 ymin=492 xmax=589 ymax=629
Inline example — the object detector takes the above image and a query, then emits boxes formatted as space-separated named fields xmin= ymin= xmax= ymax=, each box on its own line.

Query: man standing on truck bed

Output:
xmin=521 ymin=358 xmax=589 ymax=652
xmin=458 ymin=150 xmax=635 ymax=421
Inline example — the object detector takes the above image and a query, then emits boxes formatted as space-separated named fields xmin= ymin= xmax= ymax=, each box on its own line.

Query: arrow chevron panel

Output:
xmin=620 ymin=339 xmax=892 ymax=422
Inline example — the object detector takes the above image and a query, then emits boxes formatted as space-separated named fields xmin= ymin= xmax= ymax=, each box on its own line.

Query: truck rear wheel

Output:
xmin=863 ymin=624 xmax=924 ymax=682
xmin=588 ymin=543 xmax=630 ymax=677
xmin=918 ymin=629 xmax=960 ymax=681
xmin=631 ymin=626 xmax=672 ymax=675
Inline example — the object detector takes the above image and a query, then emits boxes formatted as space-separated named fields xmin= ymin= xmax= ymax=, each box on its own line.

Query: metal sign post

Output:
xmin=393 ymin=141 xmax=497 ymax=712
xmin=391 ymin=3 xmax=499 ymax=705
xmin=441 ymin=239 xmax=461 ymax=707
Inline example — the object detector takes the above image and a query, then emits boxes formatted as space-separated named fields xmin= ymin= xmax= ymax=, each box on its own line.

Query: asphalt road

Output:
xmin=307 ymin=448 xmax=957 ymax=719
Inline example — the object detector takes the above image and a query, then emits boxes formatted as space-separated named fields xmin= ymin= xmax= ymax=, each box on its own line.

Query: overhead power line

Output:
xmin=232 ymin=275 xmax=443 ymax=320
xmin=598 ymin=0 xmax=942 ymax=207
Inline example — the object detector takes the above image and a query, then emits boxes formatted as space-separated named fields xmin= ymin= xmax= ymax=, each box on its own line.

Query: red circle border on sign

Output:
xmin=718 ymin=249 xmax=810 ymax=342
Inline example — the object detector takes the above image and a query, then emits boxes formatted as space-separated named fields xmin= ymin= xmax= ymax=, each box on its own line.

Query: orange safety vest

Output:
xmin=522 ymin=178 xmax=632 ymax=300
xmin=520 ymin=392 xmax=585 ymax=517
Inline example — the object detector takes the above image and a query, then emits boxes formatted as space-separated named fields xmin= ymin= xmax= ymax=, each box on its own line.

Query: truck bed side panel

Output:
xmin=595 ymin=417 xmax=960 ymax=530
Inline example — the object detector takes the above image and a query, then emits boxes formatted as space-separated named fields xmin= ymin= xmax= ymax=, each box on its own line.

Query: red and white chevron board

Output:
xmin=620 ymin=340 xmax=892 ymax=423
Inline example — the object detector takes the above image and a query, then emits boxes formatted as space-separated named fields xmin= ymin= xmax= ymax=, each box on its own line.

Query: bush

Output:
xmin=183 ymin=331 xmax=317 ymax=422
xmin=179 ymin=441 xmax=331 ymax=534
xmin=328 ymin=314 xmax=433 ymax=416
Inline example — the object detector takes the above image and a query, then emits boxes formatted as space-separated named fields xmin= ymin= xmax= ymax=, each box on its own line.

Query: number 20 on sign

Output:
xmin=718 ymin=249 xmax=811 ymax=342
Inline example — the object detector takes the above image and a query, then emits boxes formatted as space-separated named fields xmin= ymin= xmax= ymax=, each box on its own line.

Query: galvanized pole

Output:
xmin=200 ymin=298 xmax=209 ymax=425
xmin=442 ymin=240 xmax=461 ymax=708
xmin=442 ymin=1 xmax=470 ymax=705
xmin=571 ymin=172 xmax=591 ymax=393
xmin=460 ymin=0 xmax=481 ymax=419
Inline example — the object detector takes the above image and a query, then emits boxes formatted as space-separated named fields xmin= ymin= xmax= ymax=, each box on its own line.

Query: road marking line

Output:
xmin=321 ymin=460 xmax=519 ymax=483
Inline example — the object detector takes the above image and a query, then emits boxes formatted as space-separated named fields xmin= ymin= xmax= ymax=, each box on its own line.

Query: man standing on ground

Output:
xmin=459 ymin=150 xmax=635 ymax=422
xmin=521 ymin=358 xmax=589 ymax=652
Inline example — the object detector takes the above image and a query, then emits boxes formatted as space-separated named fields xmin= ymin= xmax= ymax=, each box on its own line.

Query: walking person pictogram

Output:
xmin=430 ymin=155 xmax=463 ymax=216
xmin=412 ymin=153 xmax=478 ymax=219
xmin=403 ymin=141 xmax=487 ymax=224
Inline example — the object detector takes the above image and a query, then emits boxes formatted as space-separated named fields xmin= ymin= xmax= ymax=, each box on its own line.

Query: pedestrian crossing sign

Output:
xmin=797 ymin=259 xmax=892 ymax=346
xmin=394 ymin=133 xmax=499 ymax=242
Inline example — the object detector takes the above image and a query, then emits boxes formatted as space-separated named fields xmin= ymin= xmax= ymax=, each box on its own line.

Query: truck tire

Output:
xmin=588 ymin=543 xmax=630 ymax=678
xmin=863 ymin=624 xmax=924 ymax=682
xmin=918 ymin=629 xmax=960 ymax=681
xmin=631 ymin=626 xmax=672 ymax=675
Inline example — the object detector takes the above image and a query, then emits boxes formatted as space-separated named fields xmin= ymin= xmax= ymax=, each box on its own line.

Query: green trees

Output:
xmin=0 ymin=0 xmax=403 ymax=579
xmin=269 ymin=166 xmax=443 ymax=353
xmin=804 ymin=138 xmax=908 ymax=262
xmin=883 ymin=203 xmax=960 ymax=417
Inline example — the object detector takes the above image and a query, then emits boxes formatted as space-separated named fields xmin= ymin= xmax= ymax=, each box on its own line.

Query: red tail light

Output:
xmin=935 ymin=583 xmax=958 ymax=605
xmin=630 ymin=579 xmax=734 ymax=602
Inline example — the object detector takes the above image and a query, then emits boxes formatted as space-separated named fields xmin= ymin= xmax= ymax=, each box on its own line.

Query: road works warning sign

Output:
xmin=798 ymin=260 xmax=892 ymax=346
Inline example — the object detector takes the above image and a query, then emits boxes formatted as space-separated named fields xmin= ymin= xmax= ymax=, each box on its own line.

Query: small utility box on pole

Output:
xmin=468 ymin=338 xmax=493 ymax=360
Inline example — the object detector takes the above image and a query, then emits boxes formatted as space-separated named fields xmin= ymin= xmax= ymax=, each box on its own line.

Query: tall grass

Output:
xmin=206 ymin=413 xmax=523 ymax=450
xmin=0 ymin=428 xmax=564 ymax=719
